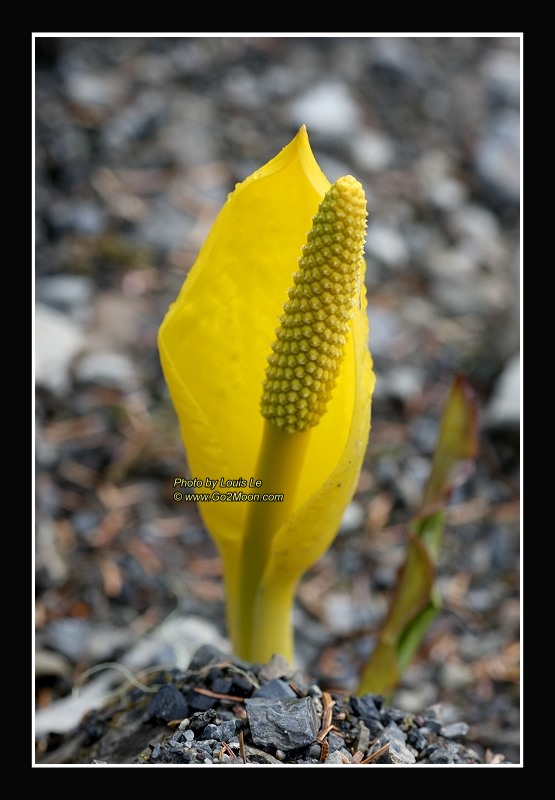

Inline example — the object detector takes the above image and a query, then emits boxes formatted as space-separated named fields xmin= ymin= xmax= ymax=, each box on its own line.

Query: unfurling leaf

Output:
xmin=358 ymin=376 xmax=478 ymax=696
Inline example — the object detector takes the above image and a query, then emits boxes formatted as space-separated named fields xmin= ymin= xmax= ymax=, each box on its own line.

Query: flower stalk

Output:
xmin=238 ymin=424 xmax=310 ymax=660
xmin=239 ymin=174 xmax=368 ymax=661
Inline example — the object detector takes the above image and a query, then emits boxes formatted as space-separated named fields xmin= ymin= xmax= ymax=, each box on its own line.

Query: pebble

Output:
xmin=350 ymin=695 xmax=384 ymax=738
xmin=252 ymin=678 xmax=296 ymax=700
xmin=481 ymin=48 xmax=521 ymax=106
xmin=36 ymin=275 xmax=95 ymax=323
xmin=307 ymin=743 xmax=321 ymax=759
xmin=202 ymin=721 xmax=236 ymax=741
xmin=350 ymin=129 xmax=394 ymax=173
xmin=47 ymin=200 xmax=107 ymax=238
xmin=326 ymin=732 xmax=346 ymax=753
xmin=339 ymin=501 xmax=366 ymax=534
xmin=74 ymin=351 xmax=138 ymax=391
xmin=323 ymin=591 xmax=375 ymax=636
xmin=475 ymin=109 xmax=520 ymax=205
xmin=427 ymin=741 xmax=468 ymax=764
xmin=440 ymin=661 xmax=474 ymax=691
xmin=448 ymin=203 xmax=500 ymax=253
xmin=374 ymin=365 xmax=424 ymax=403
xmin=35 ymin=304 xmax=86 ymax=395
xmin=146 ymin=684 xmax=188 ymax=723
xmin=39 ymin=618 xmax=90 ymax=662
xmin=441 ymin=722 xmax=470 ymax=739
xmin=376 ymin=721 xmax=416 ymax=764
xmin=287 ymin=81 xmax=362 ymax=138
xmin=427 ymin=176 xmax=467 ymax=211
xmin=64 ymin=69 xmax=126 ymax=109
xmin=485 ymin=354 xmax=520 ymax=428
xmin=365 ymin=222 xmax=409 ymax=270
xmin=35 ymin=519 xmax=68 ymax=584
xmin=245 ymin=696 xmax=319 ymax=751
xmin=325 ymin=751 xmax=344 ymax=764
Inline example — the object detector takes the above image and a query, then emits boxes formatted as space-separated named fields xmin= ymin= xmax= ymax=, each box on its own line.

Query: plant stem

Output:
xmin=236 ymin=420 xmax=310 ymax=661
xmin=250 ymin=575 xmax=298 ymax=663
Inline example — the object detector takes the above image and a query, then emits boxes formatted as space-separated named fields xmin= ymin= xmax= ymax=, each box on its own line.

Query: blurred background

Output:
xmin=35 ymin=36 xmax=520 ymax=761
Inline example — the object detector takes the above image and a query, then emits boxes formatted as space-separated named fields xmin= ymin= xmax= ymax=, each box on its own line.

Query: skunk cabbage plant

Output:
xmin=159 ymin=127 xmax=375 ymax=662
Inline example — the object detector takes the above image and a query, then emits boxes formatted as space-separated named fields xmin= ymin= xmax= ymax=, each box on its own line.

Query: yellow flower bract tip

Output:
xmin=261 ymin=175 xmax=367 ymax=432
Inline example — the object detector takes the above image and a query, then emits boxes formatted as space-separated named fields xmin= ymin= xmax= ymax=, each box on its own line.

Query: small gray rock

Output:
xmin=187 ymin=644 xmax=229 ymax=671
xmin=475 ymin=110 xmax=520 ymax=204
xmin=202 ymin=720 xmax=237 ymax=741
xmin=245 ymin=696 xmax=319 ymax=751
xmin=325 ymin=751 xmax=344 ymax=764
xmin=350 ymin=695 xmax=383 ymax=738
xmin=326 ymin=733 xmax=346 ymax=753
xmin=441 ymin=722 xmax=470 ymax=739
xmin=36 ymin=275 xmax=95 ymax=316
xmin=252 ymin=679 xmax=296 ymax=700
xmin=482 ymin=48 xmax=520 ymax=106
xmin=307 ymin=743 xmax=321 ymax=759
xmin=65 ymin=70 xmax=126 ymax=108
xmin=428 ymin=741 xmax=464 ymax=764
xmin=147 ymin=685 xmax=188 ymax=722
xmin=376 ymin=721 xmax=416 ymax=764
xmin=40 ymin=618 xmax=90 ymax=662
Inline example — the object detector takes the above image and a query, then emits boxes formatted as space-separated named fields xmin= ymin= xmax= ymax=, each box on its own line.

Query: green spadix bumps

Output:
xmin=261 ymin=175 xmax=367 ymax=432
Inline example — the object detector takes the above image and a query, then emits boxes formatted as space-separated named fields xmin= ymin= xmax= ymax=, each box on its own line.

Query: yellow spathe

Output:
xmin=158 ymin=126 xmax=375 ymax=660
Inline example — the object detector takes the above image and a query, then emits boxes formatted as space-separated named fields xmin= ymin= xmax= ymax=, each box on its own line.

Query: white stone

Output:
xmin=288 ymin=82 xmax=362 ymax=138
xmin=35 ymin=615 xmax=230 ymax=735
xmin=65 ymin=71 xmax=125 ymax=108
xmin=75 ymin=351 xmax=138 ymax=390
xmin=365 ymin=222 xmax=409 ymax=269
xmin=485 ymin=354 xmax=520 ymax=427
xmin=35 ymin=304 xmax=85 ymax=394
xmin=340 ymin=501 xmax=366 ymax=533
xmin=350 ymin=129 xmax=394 ymax=172
xmin=377 ymin=366 xmax=424 ymax=402
xmin=427 ymin=177 xmax=467 ymax=210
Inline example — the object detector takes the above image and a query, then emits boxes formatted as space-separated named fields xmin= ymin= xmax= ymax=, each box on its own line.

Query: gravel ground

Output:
xmin=34 ymin=36 xmax=521 ymax=766
xmin=38 ymin=645 xmax=505 ymax=765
